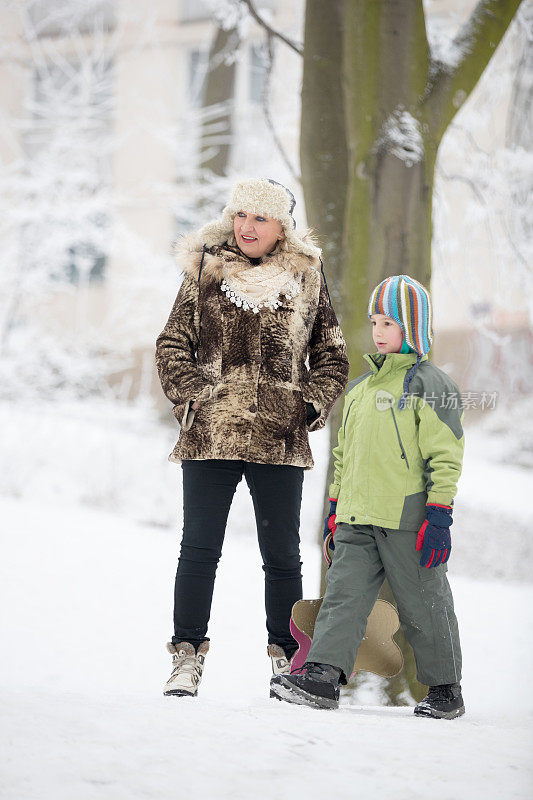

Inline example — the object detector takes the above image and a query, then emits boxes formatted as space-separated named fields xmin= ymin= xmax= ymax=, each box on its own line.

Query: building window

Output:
xmin=181 ymin=0 xmax=212 ymax=23
xmin=249 ymin=43 xmax=268 ymax=104
xmin=25 ymin=0 xmax=116 ymax=39
xmin=181 ymin=0 xmax=276 ymax=25
xmin=188 ymin=47 xmax=209 ymax=107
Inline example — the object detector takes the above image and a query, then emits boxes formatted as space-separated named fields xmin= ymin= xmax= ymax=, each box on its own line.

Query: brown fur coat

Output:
xmin=155 ymin=236 xmax=349 ymax=469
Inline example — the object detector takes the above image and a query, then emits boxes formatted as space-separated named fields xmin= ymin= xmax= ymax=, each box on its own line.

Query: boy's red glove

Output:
xmin=323 ymin=498 xmax=337 ymax=541
xmin=416 ymin=504 xmax=453 ymax=569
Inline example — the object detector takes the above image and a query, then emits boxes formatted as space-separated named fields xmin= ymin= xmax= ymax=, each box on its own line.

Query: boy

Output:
xmin=270 ymin=275 xmax=465 ymax=719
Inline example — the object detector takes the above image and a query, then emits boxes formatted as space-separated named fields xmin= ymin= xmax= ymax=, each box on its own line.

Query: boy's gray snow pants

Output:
xmin=307 ymin=522 xmax=462 ymax=686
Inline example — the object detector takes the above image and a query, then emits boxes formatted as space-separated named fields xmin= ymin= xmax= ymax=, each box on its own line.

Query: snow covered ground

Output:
xmin=1 ymin=401 xmax=533 ymax=799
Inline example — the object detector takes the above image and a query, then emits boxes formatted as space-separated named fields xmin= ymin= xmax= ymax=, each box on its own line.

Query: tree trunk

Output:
xmin=300 ymin=0 xmax=348 ymax=297
xmin=342 ymin=0 xmax=432 ymax=361
xmin=298 ymin=0 xmax=522 ymax=703
xmin=300 ymin=0 xmax=349 ymax=593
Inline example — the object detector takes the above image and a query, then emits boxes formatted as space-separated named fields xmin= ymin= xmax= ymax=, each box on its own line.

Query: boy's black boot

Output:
xmin=270 ymin=662 xmax=342 ymax=709
xmin=414 ymin=682 xmax=465 ymax=719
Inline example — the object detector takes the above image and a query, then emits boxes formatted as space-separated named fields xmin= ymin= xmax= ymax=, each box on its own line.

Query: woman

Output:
xmin=155 ymin=178 xmax=349 ymax=697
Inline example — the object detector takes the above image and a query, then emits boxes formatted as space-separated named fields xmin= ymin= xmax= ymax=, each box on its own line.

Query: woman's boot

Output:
xmin=163 ymin=641 xmax=209 ymax=697
xmin=267 ymin=644 xmax=292 ymax=675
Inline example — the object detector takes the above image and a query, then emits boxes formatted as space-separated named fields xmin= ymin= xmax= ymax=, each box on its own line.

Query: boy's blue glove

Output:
xmin=416 ymin=504 xmax=453 ymax=568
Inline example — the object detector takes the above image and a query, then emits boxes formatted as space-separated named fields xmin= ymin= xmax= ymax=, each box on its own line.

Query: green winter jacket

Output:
xmin=329 ymin=352 xmax=465 ymax=531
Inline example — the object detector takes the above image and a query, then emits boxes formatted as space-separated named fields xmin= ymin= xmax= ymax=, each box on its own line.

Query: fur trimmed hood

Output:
xmin=175 ymin=232 xmax=322 ymax=285
xmin=176 ymin=178 xmax=323 ymax=261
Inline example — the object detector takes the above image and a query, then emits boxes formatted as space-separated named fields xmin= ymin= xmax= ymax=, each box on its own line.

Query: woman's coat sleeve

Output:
xmin=155 ymin=275 xmax=214 ymax=426
xmin=303 ymin=282 xmax=350 ymax=431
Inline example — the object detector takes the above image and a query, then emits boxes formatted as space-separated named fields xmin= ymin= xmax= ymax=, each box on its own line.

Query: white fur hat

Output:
xmin=195 ymin=178 xmax=321 ymax=259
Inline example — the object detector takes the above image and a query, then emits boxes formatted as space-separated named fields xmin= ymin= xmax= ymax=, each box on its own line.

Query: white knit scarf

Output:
xmin=221 ymin=260 xmax=300 ymax=313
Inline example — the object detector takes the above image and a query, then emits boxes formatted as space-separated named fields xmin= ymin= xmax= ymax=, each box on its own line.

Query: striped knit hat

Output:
xmin=368 ymin=275 xmax=433 ymax=409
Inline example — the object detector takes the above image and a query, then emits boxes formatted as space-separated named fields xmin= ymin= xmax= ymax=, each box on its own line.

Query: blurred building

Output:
xmin=0 ymin=0 xmax=530 ymax=405
xmin=0 ymin=0 xmax=303 ymax=402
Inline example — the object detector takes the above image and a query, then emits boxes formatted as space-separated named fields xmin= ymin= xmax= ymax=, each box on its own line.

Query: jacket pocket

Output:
xmin=173 ymin=401 xmax=200 ymax=432
xmin=173 ymin=383 xmax=218 ymax=431
xmin=389 ymin=407 xmax=409 ymax=468
xmin=343 ymin=397 xmax=357 ymax=435
xmin=259 ymin=385 xmax=305 ymax=438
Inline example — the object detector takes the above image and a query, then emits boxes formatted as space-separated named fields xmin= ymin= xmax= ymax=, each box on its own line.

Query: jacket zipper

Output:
xmin=389 ymin=407 xmax=409 ymax=468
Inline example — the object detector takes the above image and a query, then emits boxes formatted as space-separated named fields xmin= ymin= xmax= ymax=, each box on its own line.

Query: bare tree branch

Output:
xmin=437 ymin=168 xmax=487 ymax=204
xmin=500 ymin=212 xmax=532 ymax=272
xmin=239 ymin=0 xmax=303 ymax=56
xmin=447 ymin=123 xmax=491 ymax=156
xmin=426 ymin=0 xmax=524 ymax=140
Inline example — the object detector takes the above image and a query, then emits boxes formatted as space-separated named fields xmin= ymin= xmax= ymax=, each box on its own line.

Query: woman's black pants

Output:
xmin=173 ymin=459 xmax=304 ymax=658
